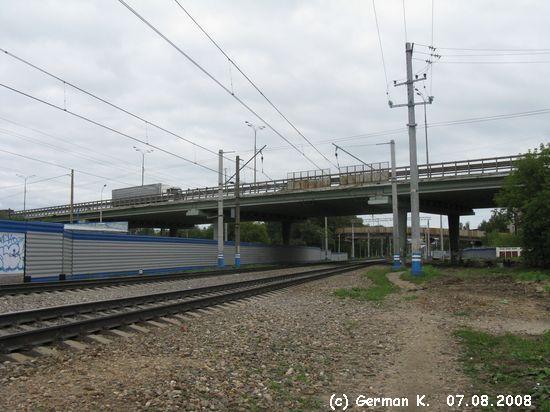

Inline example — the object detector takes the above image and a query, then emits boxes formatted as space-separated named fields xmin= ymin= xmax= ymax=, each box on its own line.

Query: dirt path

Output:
xmin=386 ymin=271 xmax=420 ymax=291
xmin=364 ymin=274 xmax=473 ymax=411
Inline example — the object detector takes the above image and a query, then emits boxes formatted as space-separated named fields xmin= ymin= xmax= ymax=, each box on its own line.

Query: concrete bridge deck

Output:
xmin=13 ymin=155 xmax=520 ymax=229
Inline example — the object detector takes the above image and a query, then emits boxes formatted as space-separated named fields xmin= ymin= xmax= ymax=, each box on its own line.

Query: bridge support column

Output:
xmin=398 ymin=208 xmax=408 ymax=265
xmin=282 ymin=221 xmax=292 ymax=245
xmin=448 ymin=214 xmax=460 ymax=264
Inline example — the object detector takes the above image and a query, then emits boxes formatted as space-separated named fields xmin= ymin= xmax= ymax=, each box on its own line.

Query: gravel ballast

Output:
xmin=0 ymin=266 xmax=474 ymax=411
xmin=0 ymin=265 xmax=333 ymax=314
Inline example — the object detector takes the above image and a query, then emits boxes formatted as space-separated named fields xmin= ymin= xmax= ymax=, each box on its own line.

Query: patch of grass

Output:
xmin=455 ymin=329 xmax=549 ymax=410
xmin=453 ymin=310 xmax=470 ymax=317
xmin=450 ymin=266 xmax=550 ymax=282
xmin=401 ymin=264 xmax=442 ymax=284
xmin=334 ymin=267 xmax=397 ymax=301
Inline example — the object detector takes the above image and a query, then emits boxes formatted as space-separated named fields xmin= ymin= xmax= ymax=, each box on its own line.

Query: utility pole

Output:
xmin=377 ymin=140 xmax=400 ymax=269
xmin=351 ymin=220 xmax=355 ymax=260
xmin=134 ymin=147 xmax=153 ymax=186
xmin=70 ymin=169 xmax=74 ymax=223
xmin=367 ymin=231 xmax=371 ymax=257
xmin=217 ymin=149 xmax=224 ymax=268
xmin=100 ymin=183 xmax=107 ymax=223
xmin=427 ymin=218 xmax=431 ymax=260
xmin=415 ymin=89 xmax=430 ymax=169
xmin=245 ymin=121 xmax=265 ymax=184
xmin=389 ymin=42 xmax=433 ymax=276
xmin=235 ymin=156 xmax=241 ymax=268
xmin=440 ymin=214 xmax=444 ymax=252
xmin=16 ymin=173 xmax=36 ymax=219
xmin=324 ymin=217 xmax=329 ymax=260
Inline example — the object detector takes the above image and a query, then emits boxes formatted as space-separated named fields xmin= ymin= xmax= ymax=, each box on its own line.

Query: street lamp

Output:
xmin=414 ymin=88 xmax=434 ymax=168
xmin=100 ymin=184 xmax=107 ymax=223
xmin=244 ymin=121 xmax=265 ymax=184
xmin=16 ymin=173 xmax=36 ymax=215
xmin=133 ymin=146 xmax=154 ymax=186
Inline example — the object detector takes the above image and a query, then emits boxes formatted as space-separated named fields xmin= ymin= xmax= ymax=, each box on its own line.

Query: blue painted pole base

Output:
xmin=235 ymin=253 xmax=241 ymax=268
xmin=217 ymin=254 xmax=225 ymax=268
xmin=392 ymin=254 xmax=401 ymax=270
xmin=411 ymin=252 xmax=423 ymax=276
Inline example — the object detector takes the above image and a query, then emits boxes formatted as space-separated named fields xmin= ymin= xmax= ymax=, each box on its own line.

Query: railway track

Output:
xmin=0 ymin=261 xmax=383 ymax=354
xmin=0 ymin=261 xmax=329 ymax=296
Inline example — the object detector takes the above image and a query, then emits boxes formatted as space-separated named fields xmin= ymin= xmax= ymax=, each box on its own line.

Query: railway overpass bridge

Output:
xmin=14 ymin=154 xmax=519 ymax=255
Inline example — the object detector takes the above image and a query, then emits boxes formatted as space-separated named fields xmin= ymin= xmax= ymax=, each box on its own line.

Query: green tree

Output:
xmin=240 ymin=222 xmax=270 ymax=243
xmin=496 ymin=143 xmax=550 ymax=267
xmin=478 ymin=209 xmax=510 ymax=233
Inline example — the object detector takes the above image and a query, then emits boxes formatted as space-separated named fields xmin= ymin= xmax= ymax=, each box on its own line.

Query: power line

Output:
xmin=243 ymin=107 xmax=550 ymax=151
xmin=0 ymin=147 xmax=134 ymax=185
xmin=428 ymin=59 xmax=550 ymax=64
xmin=116 ymin=0 xmax=321 ymax=170
xmin=435 ymin=51 xmax=550 ymax=57
xmin=0 ymin=127 xmax=180 ymax=186
xmin=0 ymin=120 xmax=179 ymax=184
xmin=0 ymin=174 xmax=69 ymax=191
xmin=416 ymin=44 xmax=550 ymax=52
xmin=0 ymin=82 xmax=218 ymax=173
xmin=172 ymin=1 xmax=336 ymax=168
xmin=0 ymin=47 xmax=267 ymax=178
xmin=372 ymin=0 xmax=390 ymax=98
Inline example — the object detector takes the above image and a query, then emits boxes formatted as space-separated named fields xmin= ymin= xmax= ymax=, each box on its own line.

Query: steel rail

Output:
xmin=0 ymin=261 xmax=328 ymax=296
xmin=0 ymin=263 xmax=367 ymax=327
xmin=0 ymin=261 xmax=381 ymax=352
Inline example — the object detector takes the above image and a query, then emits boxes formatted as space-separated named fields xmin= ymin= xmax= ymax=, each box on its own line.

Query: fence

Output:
xmin=0 ymin=220 xmax=328 ymax=283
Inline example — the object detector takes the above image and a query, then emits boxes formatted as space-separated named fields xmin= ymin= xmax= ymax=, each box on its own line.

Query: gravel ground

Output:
xmin=0 ymin=265 xmax=333 ymax=314
xmin=0 ymin=266 xmax=474 ymax=411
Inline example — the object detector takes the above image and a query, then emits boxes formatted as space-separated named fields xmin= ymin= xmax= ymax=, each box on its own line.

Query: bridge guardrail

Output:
xmin=12 ymin=155 xmax=522 ymax=219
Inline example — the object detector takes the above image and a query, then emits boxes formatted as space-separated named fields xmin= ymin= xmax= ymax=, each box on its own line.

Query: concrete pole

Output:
xmin=338 ymin=233 xmax=341 ymax=253
xmin=253 ymin=128 xmax=257 ymax=185
xmin=217 ymin=150 xmax=224 ymax=268
xmin=427 ymin=218 xmax=430 ymax=260
xmin=440 ymin=214 xmax=444 ymax=252
xmin=22 ymin=177 xmax=28 ymax=215
xmin=367 ymin=232 xmax=371 ymax=257
xmin=390 ymin=139 xmax=401 ymax=268
xmin=324 ymin=216 xmax=329 ymax=260
xmin=405 ymin=42 xmax=422 ymax=275
xmin=423 ymin=100 xmax=429 ymax=174
xmin=70 ymin=169 xmax=74 ymax=224
xmin=100 ymin=184 xmax=106 ymax=223
xmin=234 ymin=156 xmax=241 ymax=268
xmin=140 ymin=151 xmax=145 ymax=186
xmin=398 ymin=208 xmax=408 ymax=264
xmin=351 ymin=221 xmax=355 ymax=260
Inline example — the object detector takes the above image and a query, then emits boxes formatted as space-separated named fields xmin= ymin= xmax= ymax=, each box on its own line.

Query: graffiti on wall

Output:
xmin=0 ymin=232 xmax=25 ymax=275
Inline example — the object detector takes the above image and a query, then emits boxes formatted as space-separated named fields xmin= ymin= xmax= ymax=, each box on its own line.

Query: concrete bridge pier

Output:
xmin=282 ymin=221 xmax=292 ymax=245
xmin=448 ymin=214 xmax=460 ymax=264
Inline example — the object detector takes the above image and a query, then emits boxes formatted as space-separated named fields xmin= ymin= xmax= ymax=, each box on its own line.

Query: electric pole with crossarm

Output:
xmin=389 ymin=42 xmax=434 ymax=276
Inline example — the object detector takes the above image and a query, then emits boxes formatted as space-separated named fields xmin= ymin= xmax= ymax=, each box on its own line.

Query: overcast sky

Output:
xmin=0 ymin=0 xmax=548 ymax=228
